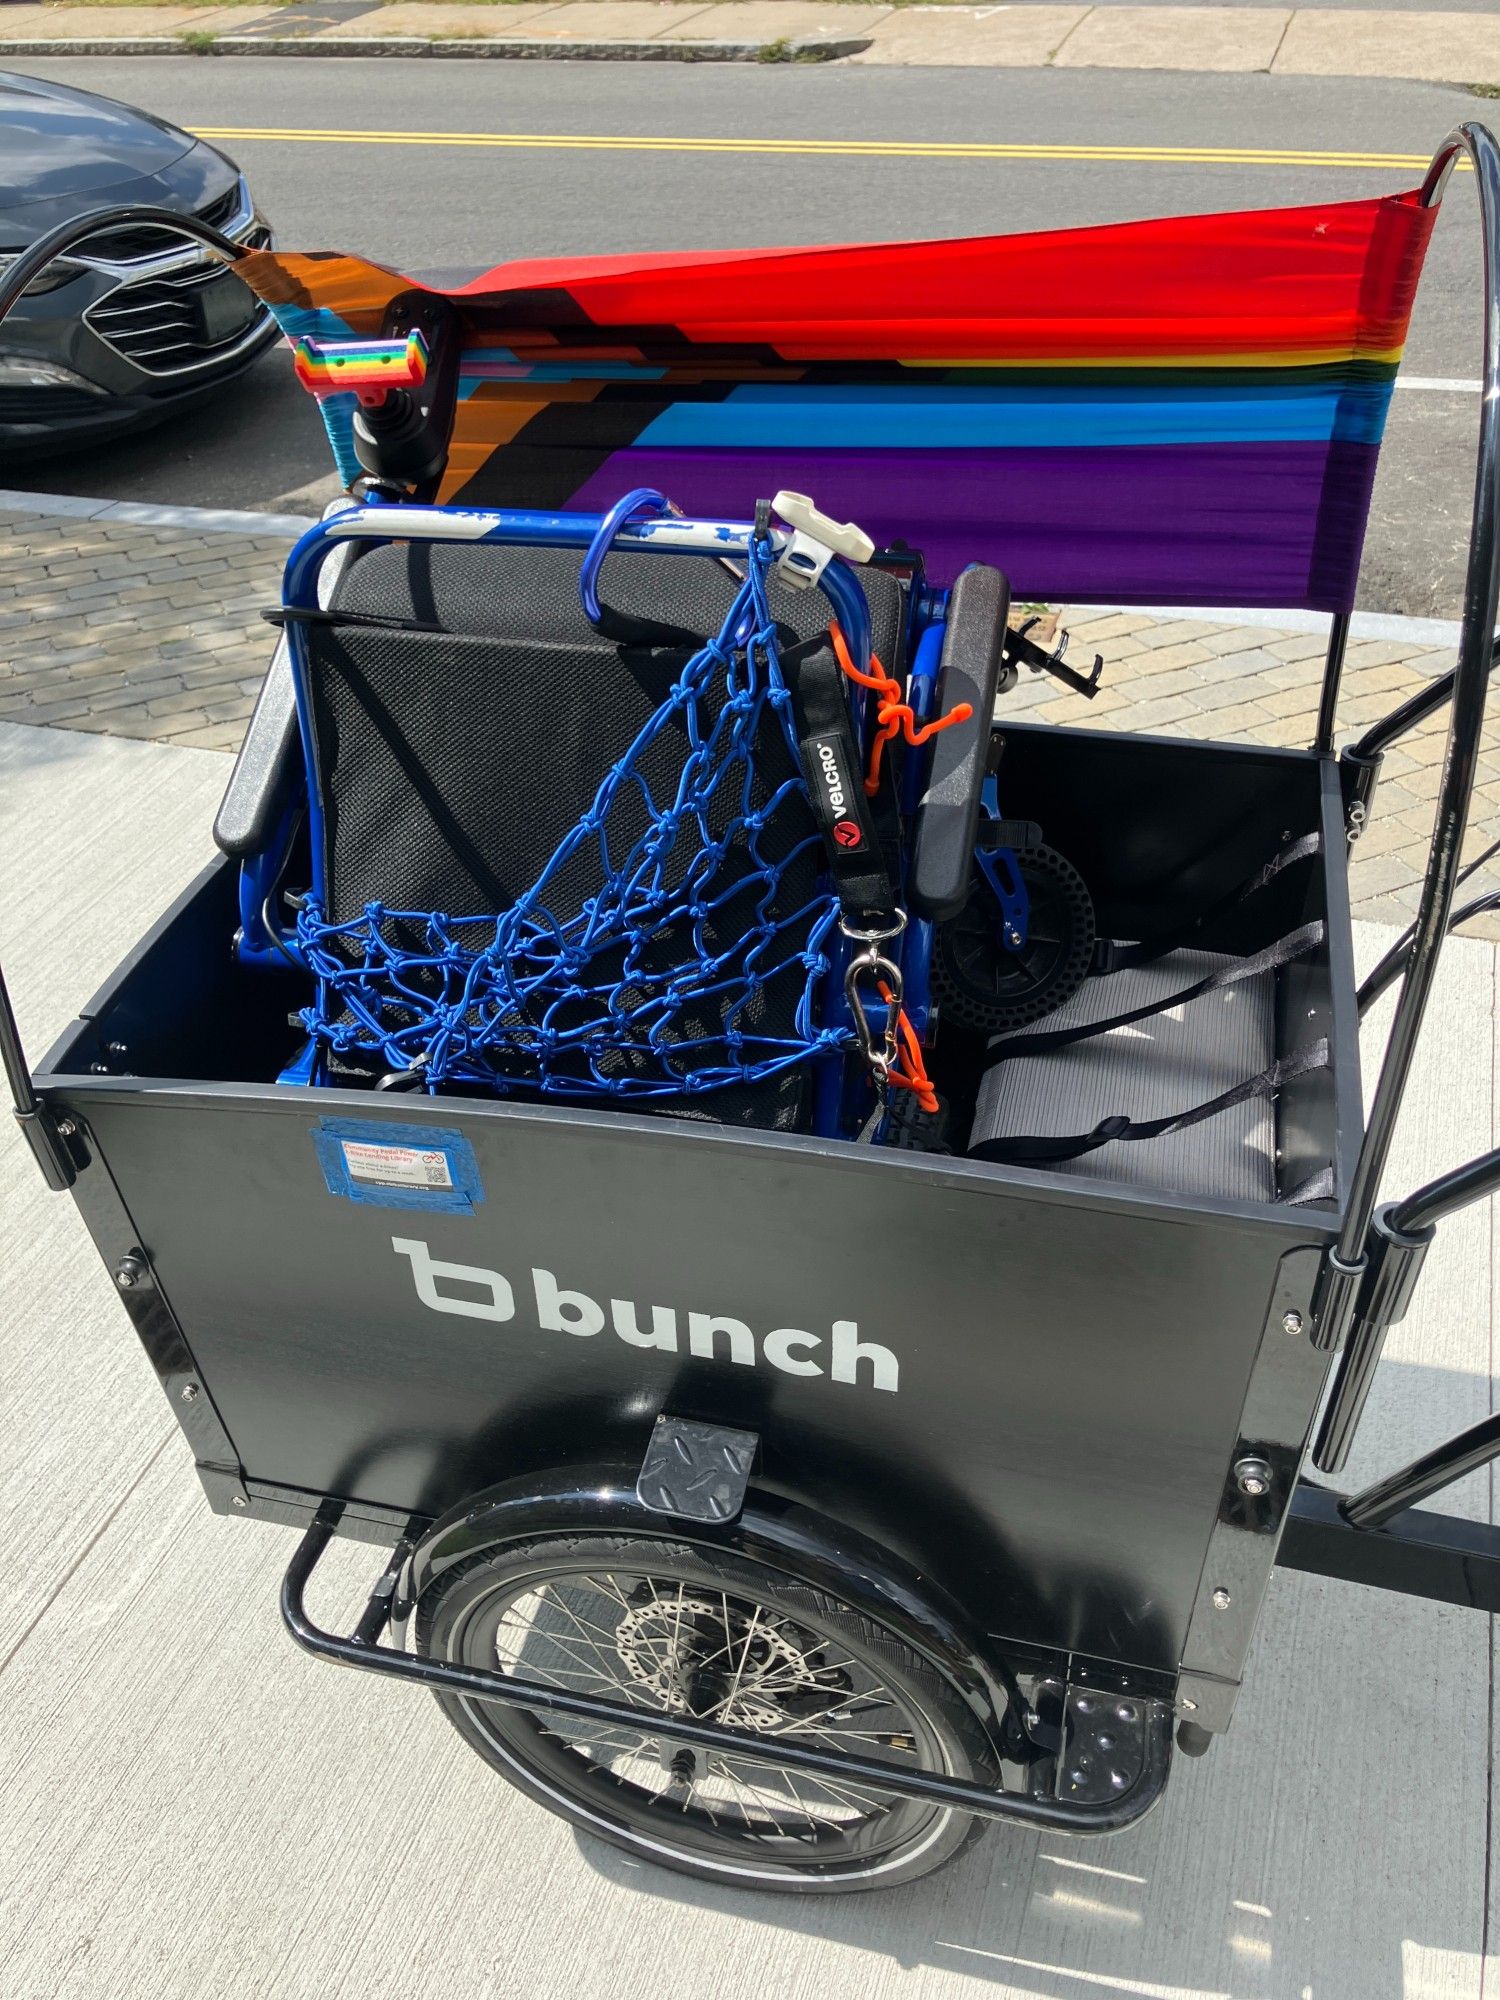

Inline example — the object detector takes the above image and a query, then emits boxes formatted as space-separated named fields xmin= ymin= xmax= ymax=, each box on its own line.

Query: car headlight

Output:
xmin=0 ymin=358 xmax=106 ymax=393
xmin=0 ymin=252 xmax=86 ymax=297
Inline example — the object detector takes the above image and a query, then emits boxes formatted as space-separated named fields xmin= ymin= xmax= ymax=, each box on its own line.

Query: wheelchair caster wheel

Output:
xmin=933 ymin=843 xmax=1094 ymax=1035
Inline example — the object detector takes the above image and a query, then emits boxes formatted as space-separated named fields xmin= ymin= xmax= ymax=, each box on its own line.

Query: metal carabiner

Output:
xmin=844 ymin=946 xmax=905 ymax=1084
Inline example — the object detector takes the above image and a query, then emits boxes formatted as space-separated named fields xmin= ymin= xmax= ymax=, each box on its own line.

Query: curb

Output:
xmin=0 ymin=489 xmax=316 ymax=539
xmin=0 ymin=490 xmax=1465 ymax=649
xmin=0 ymin=32 xmax=871 ymax=60
xmin=1071 ymin=600 xmax=1463 ymax=651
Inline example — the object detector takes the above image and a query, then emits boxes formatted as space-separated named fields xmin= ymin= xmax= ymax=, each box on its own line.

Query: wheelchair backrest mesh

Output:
xmin=308 ymin=543 xmax=906 ymax=924
xmin=296 ymin=542 xmax=906 ymax=1123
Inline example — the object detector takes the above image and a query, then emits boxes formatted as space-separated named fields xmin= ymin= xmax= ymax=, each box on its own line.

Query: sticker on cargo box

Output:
xmin=312 ymin=1119 xmax=483 ymax=1214
xmin=343 ymin=1139 xmax=452 ymax=1191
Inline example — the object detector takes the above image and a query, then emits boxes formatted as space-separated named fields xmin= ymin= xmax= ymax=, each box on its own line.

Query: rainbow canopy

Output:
xmin=241 ymin=189 xmax=1434 ymax=613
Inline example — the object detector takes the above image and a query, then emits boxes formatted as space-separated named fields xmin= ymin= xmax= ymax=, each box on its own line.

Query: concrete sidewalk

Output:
xmin=0 ymin=708 xmax=1493 ymax=1998
xmin=0 ymin=494 xmax=1488 ymax=937
xmin=1 ymin=0 xmax=1498 ymax=81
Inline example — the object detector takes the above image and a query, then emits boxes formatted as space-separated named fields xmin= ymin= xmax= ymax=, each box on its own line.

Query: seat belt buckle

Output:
xmin=771 ymin=491 xmax=875 ymax=592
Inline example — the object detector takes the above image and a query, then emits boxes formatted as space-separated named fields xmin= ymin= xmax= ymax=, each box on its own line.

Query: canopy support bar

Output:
xmin=1312 ymin=124 xmax=1500 ymax=1386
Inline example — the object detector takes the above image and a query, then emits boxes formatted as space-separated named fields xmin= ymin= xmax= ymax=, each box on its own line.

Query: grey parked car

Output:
xmin=0 ymin=71 xmax=277 ymax=455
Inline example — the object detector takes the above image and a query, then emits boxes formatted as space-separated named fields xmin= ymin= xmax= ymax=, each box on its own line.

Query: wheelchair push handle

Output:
xmin=281 ymin=500 xmax=877 ymax=669
xmin=290 ymin=330 xmax=429 ymax=405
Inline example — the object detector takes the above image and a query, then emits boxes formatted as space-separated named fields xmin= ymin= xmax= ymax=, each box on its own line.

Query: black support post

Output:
xmin=1313 ymin=124 xmax=1500 ymax=1385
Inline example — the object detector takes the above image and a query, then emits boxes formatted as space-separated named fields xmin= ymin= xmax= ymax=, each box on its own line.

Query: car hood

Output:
xmin=0 ymin=73 xmax=223 ymax=227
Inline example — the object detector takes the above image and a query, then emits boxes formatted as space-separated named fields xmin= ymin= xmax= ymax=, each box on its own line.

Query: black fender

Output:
xmin=392 ymin=1463 xmax=1016 ymax=1747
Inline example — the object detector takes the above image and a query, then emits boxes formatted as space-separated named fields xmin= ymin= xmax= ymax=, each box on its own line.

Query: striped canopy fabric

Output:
xmin=240 ymin=189 xmax=1434 ymax=613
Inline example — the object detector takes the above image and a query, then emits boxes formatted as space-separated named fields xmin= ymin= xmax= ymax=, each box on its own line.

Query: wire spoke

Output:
xmin=483 ymin=1563 xmax=933 ymax=1845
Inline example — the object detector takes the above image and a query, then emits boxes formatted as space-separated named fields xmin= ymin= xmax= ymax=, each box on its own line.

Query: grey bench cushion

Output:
xmin=970 ymin=950 xmax=1278 ymax=1203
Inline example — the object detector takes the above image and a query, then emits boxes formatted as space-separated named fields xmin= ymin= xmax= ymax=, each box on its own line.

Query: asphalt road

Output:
xmin=7 ymin=56 xmax=1496 ymax=615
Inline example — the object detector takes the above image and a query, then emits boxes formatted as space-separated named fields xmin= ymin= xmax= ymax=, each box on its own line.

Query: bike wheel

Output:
xmin=415 ymin=1531 xmax=996 ymax=1894
xmin=932 ymin=843 xmax=1095 ymax=1035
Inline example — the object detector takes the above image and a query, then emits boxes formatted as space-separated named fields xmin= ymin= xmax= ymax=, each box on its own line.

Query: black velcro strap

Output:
xmin=1284 ymin=1166 xmax=1336 ymax=1206
xmin=264 ymin=605 xmax=447 ymax=635
xmin=781 ymin=632 xmax=899 ymax=927
xmin=991 ymin=921 xmax=1325 ymax=1063
xmin=1091 ymin=831 xmax=1322 ymax=977
xmin=970 ymin=1040 xmax=1330 ymax=1169
xmin=973 ymin=1113 xmax=1132 ymax=1166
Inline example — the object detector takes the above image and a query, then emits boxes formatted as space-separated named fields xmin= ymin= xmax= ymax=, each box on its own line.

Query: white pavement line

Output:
xmin=1395 ymin=377 xmax=1485 ymax=393
xmin=1068 ymin=602 xmax=1466 ymax=647
xmin=0 ymin=490 xmax=315 ymax=539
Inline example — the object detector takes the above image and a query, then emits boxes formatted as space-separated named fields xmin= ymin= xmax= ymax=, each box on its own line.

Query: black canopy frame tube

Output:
xmin=1315 ymin=610 xmax=1352 ymax=755
xmin=1309 ymin=125 xmax=1500 ymax=1393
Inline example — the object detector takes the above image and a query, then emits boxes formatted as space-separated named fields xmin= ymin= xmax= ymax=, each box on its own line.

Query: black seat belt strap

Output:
xmin=1091 ymin=832 xmax=1322 ymax=977
xmin=990 ymin=921 xmax=1325 ymax=1063
xmin=970 ymin=1040 xmax=1330 ymax=1168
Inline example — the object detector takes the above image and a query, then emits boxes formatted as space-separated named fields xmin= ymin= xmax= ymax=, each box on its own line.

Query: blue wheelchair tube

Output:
xmin=282 ymin=505 xmax=874 ymax=668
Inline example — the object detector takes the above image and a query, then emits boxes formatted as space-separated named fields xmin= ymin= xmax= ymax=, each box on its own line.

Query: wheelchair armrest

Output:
xmin=213 ymin=637 xmax=299 ymax=857
xmin=908 ymin=564 xmax=1011 ymax=922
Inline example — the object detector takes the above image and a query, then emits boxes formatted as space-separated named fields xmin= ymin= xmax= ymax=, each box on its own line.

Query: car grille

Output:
xmin=74 ymin=185 xmax=245 ymax=266
xmin=86 ymin=225 xmax=274 ymax=376
xmin=0 ymin=387 xmax=102 ymax=424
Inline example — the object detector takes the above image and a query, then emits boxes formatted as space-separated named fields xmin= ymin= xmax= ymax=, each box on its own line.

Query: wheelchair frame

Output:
xmin=4 ymin=119 xmax=1500 ymax=1849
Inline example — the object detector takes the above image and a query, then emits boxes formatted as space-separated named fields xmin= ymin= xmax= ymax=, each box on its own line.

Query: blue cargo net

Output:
xmin=294 ymin=520 xmax=850 ymax=1098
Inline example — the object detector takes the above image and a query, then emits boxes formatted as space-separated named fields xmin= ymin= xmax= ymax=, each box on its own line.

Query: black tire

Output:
xmin=415 ymin=1531 xmax=997 ymax=1894
xmin=932 ymin=843 xmax=1095 ymax=1035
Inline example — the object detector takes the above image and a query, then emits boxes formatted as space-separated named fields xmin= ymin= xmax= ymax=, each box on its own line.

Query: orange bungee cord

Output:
xmin=825 ymin=625 xmax=958 ymax=1119
xmin=877 ymin=980 xmax=940 ymax=1115
xmin=828 ymin=623 xmax=974 ymax=798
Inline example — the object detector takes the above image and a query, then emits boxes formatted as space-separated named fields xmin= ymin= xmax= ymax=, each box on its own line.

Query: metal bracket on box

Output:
xmin=1175 ymin=1246 xmax=1329 ymax=1734
xmin=54 ymin=1113 xmax=251 ymax=1511
xmin=1056 ymin=1686 xmax=1152 ymax=1807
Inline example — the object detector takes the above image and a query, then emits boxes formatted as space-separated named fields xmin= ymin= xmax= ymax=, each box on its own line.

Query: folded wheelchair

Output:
xmin=7 ymin=122 xmax=1500 ymax=1896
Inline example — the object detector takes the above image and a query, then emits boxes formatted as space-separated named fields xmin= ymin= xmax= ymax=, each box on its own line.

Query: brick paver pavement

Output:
xmin=0 ymin=517 xmax=289 ymax=753
xmin=0 ymin=510 xmax=1490 ymax=937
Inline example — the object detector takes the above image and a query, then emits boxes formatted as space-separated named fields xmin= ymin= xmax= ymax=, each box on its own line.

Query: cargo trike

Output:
xmin=4 ymin=122 xmax=1500 ymax=1893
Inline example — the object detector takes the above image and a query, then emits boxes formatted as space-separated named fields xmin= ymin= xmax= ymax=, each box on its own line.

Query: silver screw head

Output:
xmin=56 ymin=1117 xmax=77 ymax=1138
xmin=180 ymin=1383 xmax=199 ymax=1403
xmin=1282 ymin=1310 xmax=1304 ymax=1336
xmin=231 ymin=1495 xmax=248 ymax=1509
xmin=1234 ymin=1456 xmax=1273 ymax=1498
xmin=1211 ymin=1587 xmax=1232 ymax=1610
xmin=1180 ymin=1697 xmax=1199 ymax=1713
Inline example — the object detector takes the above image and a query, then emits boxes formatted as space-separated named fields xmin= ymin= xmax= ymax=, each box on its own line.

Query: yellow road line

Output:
xmin=188 ymin=127 xmax=1459 ymax=171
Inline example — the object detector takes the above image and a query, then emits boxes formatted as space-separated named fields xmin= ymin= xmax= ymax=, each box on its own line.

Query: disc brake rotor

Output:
xmin=612 ymin=1591 xmax=843 ymax=1730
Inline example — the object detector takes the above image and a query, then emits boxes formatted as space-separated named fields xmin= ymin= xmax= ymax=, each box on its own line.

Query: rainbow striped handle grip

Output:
xmin=291 ymin=328 xmax=429 ymax=398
